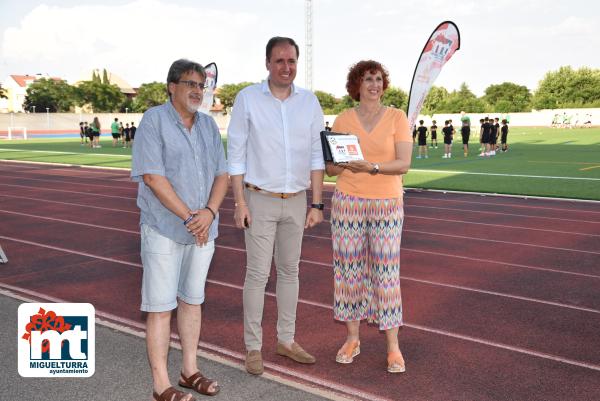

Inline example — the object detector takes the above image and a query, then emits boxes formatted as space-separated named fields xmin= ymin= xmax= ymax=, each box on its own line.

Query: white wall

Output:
xmin=1 ymin=108 xmax=598 ymax=133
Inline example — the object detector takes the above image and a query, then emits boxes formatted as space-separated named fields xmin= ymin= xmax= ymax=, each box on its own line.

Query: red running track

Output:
xmin=1 ymin=161 xmax=600 ymax=401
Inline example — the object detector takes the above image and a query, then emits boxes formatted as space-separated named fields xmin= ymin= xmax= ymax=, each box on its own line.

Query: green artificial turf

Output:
xmin=1 ymin=127 xmax=599 ymax=200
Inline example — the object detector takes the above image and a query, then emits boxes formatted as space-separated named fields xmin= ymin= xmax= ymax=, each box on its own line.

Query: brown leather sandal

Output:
xmin=153 ymin=386 xmax=195 ymax=401
xmin=179 ymin=371 xmax=221 ymax=396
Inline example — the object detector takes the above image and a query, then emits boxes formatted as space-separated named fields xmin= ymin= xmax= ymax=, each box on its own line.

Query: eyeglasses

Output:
xmin=178 ymin=80 xmax=209 ymax=90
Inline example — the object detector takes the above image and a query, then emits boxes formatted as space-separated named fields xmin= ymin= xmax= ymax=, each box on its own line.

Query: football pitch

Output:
xmin=0 ymin=126 xmax=599 ymax=200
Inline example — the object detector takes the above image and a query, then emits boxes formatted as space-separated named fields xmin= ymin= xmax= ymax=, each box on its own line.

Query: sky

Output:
xmin=1 ymin=0 xmax=599 ymax=97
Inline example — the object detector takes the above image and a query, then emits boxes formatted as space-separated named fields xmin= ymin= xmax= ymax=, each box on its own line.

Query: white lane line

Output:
xmin=406 ymin=214 xmax=600 ymax=238
xmin=405 ymin=188 xmax=600 ymax=206
xmin=0 ymin=209 xmax=139 ymax=234
xmin=0 ymin=172 xmax=136 ymax=190
xmin=0 ymin=285 xmax=382 ymax=401
xmin=3 ymin=206 xmax=599 ymax=280
xmin=2 ymin=179 xmax=597 ymax=227
xmin=406 ymin=204 xmax=600 ymax=224
xmin=2 ymin=190 xmax=597 ymax=240
xmin=0 ymin=194 xmax=138 ymax=214
xmin=3 ymin=206 xmax=597 ymax=258
xmin=4 ymin=196 xmax=597 ymax=279
xmin=2 ymin=273 xmax=599 ymax=374
xmin=3 ymin=231 xmax=599 ymax=316
xmin=404 ymin=229 xmax=600 ymax=255
xmin=0 ymin=182 xmax=135 ymax=200
xmin=410 ymin=168 xmax=600 ymax=181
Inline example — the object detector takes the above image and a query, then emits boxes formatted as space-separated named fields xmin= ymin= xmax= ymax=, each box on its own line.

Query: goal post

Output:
xmin=7 ymin=126 xmax=28 ymax=140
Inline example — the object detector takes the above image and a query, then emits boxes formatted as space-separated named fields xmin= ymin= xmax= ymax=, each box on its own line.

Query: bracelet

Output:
xmin=234 ymin=202 xmax=247 ymax=207
xmin=205 ymin=206 xmax=216 ymax=219
xmin=183 ymin=214 xmax=195 ymax=225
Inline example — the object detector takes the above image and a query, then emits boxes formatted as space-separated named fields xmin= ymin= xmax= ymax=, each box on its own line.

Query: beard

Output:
xmin=185 ymin=94 xmax=203 ymax=114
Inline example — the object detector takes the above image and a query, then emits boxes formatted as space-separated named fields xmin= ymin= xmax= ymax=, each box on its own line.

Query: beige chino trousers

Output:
xmin=242 ymin=188 xmax=307 ymax=351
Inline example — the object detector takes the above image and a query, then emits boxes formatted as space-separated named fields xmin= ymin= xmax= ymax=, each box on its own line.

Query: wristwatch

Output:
xmin=370 ymin=163 xmax=380 ymax=175
xmin=310 ymin=203 xmax=325 ymax=210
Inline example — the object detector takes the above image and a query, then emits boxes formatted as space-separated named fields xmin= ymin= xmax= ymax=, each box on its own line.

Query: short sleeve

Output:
xmin=393 ymin=109 xmax=411 ymax=143
xmin=130 ymin=111 xmax=165 ymax=181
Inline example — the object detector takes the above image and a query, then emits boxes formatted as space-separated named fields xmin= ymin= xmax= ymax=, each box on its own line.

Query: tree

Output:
xmin=483 ymin=82 xmax=531 ymax=112
xmin=438 ymin=83 xmax=486 ymax=113
xmin=132 ymin=82 xmax=168 ymax=112
xmin=532 ymin=66 xmax=600 ymax=109
xmin=421 ymin=86 xmax=448 ymax=115
xmin=381 ymin=86 xmax=407 ymax=110
xmin=0 ymin=84 xmax=6 ymax=99
xmin=23 ymin=78 xmax=75 ymax=112
xmin=332 ymin=94 xmax=357 ymax=114
xmin=102 ymin=68 xmax=110 ymax=85
xmin=75 ymin=80 xmax=125 ymax=112
xmin=314 ymin=90 xmax=337 ymax=114
xmin=217 ymin=82 xmax=254 ymax=112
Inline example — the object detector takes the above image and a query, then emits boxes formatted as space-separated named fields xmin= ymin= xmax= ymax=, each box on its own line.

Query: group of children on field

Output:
xmin=414 ymin=115 xmax=509 ymax=159
xmin=79 ymin=118 xmax=136 ymax=149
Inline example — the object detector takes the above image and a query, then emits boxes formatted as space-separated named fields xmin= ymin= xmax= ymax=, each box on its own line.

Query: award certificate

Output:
xmin=325 ymin=134 xmax=364 ymax=163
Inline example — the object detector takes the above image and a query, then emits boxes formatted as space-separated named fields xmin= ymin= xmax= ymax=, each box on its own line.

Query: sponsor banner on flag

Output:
xmin=199 ymin=62 xmax=218 ymax=115
xmin=407 ymin=21 xmax=460 ymax=131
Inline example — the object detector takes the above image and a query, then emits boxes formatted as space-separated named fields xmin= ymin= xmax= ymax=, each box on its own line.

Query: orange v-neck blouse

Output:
xmin=331 ymin=107 xmax=411 ymax=200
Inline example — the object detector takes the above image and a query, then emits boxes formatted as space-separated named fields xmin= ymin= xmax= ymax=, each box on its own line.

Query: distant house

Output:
xmin=76 ymin=69 xmax=137 ymax=98
xmin=0 ymin=74 xmax=63 ymax=113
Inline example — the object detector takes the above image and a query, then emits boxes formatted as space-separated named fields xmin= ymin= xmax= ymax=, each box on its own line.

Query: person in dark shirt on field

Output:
xmin=494 ymin=117 xmax=501 ymax=152
xmin=416 ymin=120 xmax=428 ymax=159
xmin=123 ymin=123 xmax=131 ymax=148
xmin=430 ymin=120 xmax=438 ymax=148
xmin=79 ymin=122 xmax=86 ymax=145
xmin=479 ymin=117 xmax=491 ymax=157
xmin=489 ymin=117 xmax=498 ymax=156
xmin=442 ymin=120 xmax=453 ymax=158
xmin=460 ymin=111 xmax=471 ymax=157
xmin=500 ymin=119 xmax=509 ymax=152
xmin=130 ymin=122 xmax=137 ymax=143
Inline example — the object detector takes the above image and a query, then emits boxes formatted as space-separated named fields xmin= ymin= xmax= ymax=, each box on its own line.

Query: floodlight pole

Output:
xmin=305 ymin=0 xmax=313 ymax=91
xmin=46 ymin=108 xmax=50 ymax=128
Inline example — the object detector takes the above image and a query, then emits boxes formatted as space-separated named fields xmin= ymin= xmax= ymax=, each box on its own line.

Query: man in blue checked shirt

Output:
xmin=131 ymin=59 xmax=227 ymax=401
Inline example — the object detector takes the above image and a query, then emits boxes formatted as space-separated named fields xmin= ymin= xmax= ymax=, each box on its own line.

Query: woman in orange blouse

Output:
xmin=325 ymin=60 xmax=412 ymax=373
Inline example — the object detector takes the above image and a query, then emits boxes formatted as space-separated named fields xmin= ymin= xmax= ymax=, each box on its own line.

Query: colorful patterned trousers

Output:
xmin=330 ymin=190 xmax=404 ymax=330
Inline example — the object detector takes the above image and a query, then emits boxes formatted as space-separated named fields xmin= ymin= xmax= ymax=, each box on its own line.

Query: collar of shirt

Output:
xmin=261 ymin=78 xmax=299 ymax=98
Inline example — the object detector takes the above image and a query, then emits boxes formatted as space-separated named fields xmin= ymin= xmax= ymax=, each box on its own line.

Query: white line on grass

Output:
xmin=0 ymin=147 xmax=131 ymax=158
xmin=411 ymin=168 xmax=600 ymax=181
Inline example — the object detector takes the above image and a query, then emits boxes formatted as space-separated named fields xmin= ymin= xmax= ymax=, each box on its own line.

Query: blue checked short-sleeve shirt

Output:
xmin=131 ymin=101 xmax=227 ymax=244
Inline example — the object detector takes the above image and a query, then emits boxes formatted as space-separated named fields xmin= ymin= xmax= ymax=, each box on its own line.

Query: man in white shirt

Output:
xmin=227 ymin=36 xmax=325 ymax=375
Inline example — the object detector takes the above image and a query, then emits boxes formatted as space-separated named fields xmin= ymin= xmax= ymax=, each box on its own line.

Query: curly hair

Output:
xmin=345 ymin=60 xmax=390 ymax=101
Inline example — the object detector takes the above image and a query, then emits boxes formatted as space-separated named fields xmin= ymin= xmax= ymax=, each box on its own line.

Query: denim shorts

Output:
xmin=140 ymin=224 xmax=215 ymax=312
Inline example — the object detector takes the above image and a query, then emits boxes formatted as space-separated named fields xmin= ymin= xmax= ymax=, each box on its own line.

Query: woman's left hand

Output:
xmin=344 ymin=160 xmax=374 ymax=174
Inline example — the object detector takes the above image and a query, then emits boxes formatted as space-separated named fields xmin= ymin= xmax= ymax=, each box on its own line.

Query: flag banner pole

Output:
xmin=406 ymin=21 xmax=461 ymax=131
xmin=199 ymin=62 xmax=218 ymax=115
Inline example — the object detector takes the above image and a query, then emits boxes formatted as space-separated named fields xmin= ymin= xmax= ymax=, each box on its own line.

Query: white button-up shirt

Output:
xmin=227 ymin=80 xmax=325 ymax=193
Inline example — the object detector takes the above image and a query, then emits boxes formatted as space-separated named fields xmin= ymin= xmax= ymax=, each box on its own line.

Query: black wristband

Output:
xmin=205 ymin=206 xmax=216 ymax=219
xmin=310 ymin=203 xmax=325 ymax=210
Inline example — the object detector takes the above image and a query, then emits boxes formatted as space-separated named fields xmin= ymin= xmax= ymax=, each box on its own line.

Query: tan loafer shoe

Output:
xmin=245 ymin=350 xmax=264 ymax=375
xmin=276 ymin=342 xmax=316 ymax=364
